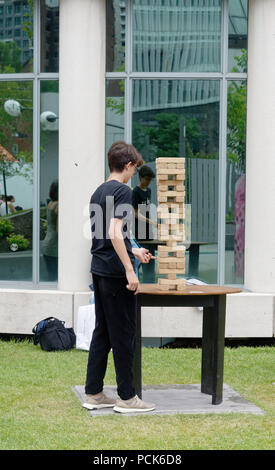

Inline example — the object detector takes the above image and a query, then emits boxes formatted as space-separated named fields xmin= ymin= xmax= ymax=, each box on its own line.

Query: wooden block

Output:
xmin=158 ymin=173 xmax=171 ymax=180
xmin=158 ymin=184 xmax=180 ymax=192
xmin=156 ymin=157 xmax=184 ymax=164
xmin=166 ymin=240 xmax=178 ymax=247
xmin=158 ymin=234 xmax=185 ymax=241
xmin=156 ymin=162 xmax=168 ymax=169
xmin=158 ymin=196 xmax=186 ymax=204
xmin=176 ymin=282 xmax=187 ymax=291
xmin=157 ymin=168 xmax=185 ymax=175
xmin=158 ymin=268 xmax=186 ymax=274
xmin=167 ymin=262 xmax=177 ymax=269
xmin=158 ymin=278 xmax=187 ymax=290
xmin=158 ymin=263 xmax=168 ymax=270
xmin=157 ymin=283 xmax=177 ymax=291
xmin=167 ymin=274 xmax=177 ymax=280
xmin=157 ymin=203 xmax=185 ymax=213
xmin=158 ymin=190 xmax=185 ymax=197
xmin=158 ymin=257 xmax=185 ymax=263
xmin=157 ymin=245 xmax=186 ymax=254
xmin=158 ymin=278 xmax=186 ymax=284
xmin=176 ymin=249 xmax=185 ymax=257
xmin=158 ymin=213 xmax=183 ymax=221
xmin=166 ymin=261 xmax=185 ymax=269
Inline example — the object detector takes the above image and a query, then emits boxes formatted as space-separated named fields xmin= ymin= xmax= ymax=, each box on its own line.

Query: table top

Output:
xmin=137 ymin=284 xmax=242 ymax=296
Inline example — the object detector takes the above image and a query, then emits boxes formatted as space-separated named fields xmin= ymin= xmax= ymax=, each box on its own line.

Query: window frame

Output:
xmin=0 ymin=0 xmax=59 ymax=289
xmin=106 ymin=0 xmax=247 ymax=287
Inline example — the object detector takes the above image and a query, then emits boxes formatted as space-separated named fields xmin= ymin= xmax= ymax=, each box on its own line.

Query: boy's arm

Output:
xmin=109 ymin=218 xmax=139 ymax=292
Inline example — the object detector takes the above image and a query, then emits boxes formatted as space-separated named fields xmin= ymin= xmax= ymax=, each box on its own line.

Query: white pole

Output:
xmin=245 ymin=0 xmax=275 ymax=292
xmin=58 ymin=0 xmax=106 ymax=291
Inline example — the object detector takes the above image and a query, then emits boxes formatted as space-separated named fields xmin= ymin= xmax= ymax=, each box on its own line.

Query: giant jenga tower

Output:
xmin=156 ymin=157 xmax=186 ymax=290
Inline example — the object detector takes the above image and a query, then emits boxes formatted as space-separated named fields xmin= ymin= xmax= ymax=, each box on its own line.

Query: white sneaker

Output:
xmin=113 ymin=395 xmax=156 ymax=413
xmin=82 ymin=392 xmax=116 ymax=410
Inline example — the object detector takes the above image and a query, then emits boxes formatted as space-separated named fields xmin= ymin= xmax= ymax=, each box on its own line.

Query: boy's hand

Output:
xmin=134 ymin=247 xmax=157 ymax=264
xmin=126 ymin=269 xmax=140 ymax=293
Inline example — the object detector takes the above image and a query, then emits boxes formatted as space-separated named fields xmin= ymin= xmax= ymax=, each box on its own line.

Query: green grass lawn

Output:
xmin=0 ymin=340 xmax=274 ymax=450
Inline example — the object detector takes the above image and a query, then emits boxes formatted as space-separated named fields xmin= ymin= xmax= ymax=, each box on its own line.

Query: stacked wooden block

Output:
xmin=156 ymin=157 xmax=186 ymax=290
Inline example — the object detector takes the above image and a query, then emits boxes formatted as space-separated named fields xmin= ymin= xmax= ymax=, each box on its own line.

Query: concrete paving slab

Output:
xmin=73 ymin=384 xmax=264 ymax=417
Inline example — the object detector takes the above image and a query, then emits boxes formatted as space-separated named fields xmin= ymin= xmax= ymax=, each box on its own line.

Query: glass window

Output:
xmin=5 ymin=17 xmax=12 ymax=27
xmin=106 ymin=0 xmax=126 ymax=72
xmin=0 ymin=2 xmax=59 ymax=287
xmin=15 ymin=4 xmax=22 ymax=15
xmin=106 ymin=1 xmax=247 ymax=286
xmin=225 ymin=79 xmax=246 ymax=284
xmin=0 ymin=80 xmax=33 ymax=281
xmin=228 ymin=0 xmax=248 ymax=72
xmin=105 ymin=79 xmax=125 ymax=178
xmin=132 ymin=79 xmax=220 ymax=284
xmin=0 ymin=0 xmax=33 ymax=73
xmin=5 ymin=5 xmax=13 ymax=15
xmin=40 ymin=81 xmax=59 ymax=283
xmin=132 ymin=0 xmax=222 ymax=73
xmin=40 ymin=0 xmax=59 ymax=73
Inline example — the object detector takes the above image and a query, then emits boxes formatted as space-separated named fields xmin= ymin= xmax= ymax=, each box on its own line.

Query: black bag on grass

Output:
xmin=32 ymin=317 xmax=76 ymax=351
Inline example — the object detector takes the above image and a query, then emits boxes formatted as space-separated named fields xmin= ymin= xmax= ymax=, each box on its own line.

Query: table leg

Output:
xmin=133 ymin=295 xmax=142 ymax=399
xmin=201 ymin=295 xmax=226 ymax=405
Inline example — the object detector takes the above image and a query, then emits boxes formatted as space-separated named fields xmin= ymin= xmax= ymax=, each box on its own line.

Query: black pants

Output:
xmin=85 ymin=273 xmax=137 ymax=400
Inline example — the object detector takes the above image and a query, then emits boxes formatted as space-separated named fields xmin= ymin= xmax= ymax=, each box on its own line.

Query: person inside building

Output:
xmin=83 ymin=141 xmax=156 ymax=413
xmin=132 ymin=165 xmax=157 ymax=283
xmin=41 ymin=181 xmax=58 ymax=282
xmin=0 ymin=195 xmax=17 ymax=216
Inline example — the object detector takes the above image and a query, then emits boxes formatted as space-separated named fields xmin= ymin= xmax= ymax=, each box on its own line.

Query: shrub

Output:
xmin=0 ymin=219 xmax=14 ymax=238
xmin=6 ymin=233 xmax=30 ymax=251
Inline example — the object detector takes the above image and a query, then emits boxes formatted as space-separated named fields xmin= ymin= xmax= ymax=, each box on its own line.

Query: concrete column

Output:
xmin=59 ymin=0 xmax=105 ymax=291
xmin=244 ymin=0 xmax=275 ymax=293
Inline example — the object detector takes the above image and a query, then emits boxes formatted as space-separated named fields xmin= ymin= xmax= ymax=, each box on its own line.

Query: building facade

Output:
xmin=0 ymin=0 xmax=274 ymax=339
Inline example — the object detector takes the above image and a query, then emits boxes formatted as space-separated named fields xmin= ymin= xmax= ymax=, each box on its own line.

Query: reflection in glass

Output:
xmin=106 ymin=0 xmax=125 ymax=72
xmin=132 ymin=79 xmax=220 ymax=284
xmin=132 ymin=0 xmax=222 ymax=73
xmin=0 ymin=0 xmax=33 ymax=73
xmin=0 ymin=80 xmax=33 ymax=281
xmin=228 ymin=0 xmax=248 ymax=73
xmin=40 ymin=0 xmax=59 ymax=73
xmin=225 ymin=79 xmax=246 ymax=284
xmin=105 ymin=79 xmax=125 ymax=179
xmin=40 ymin=81 xmax=59 ymax=282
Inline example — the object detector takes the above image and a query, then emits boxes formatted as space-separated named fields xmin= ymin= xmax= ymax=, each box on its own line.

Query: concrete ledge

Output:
xmin=0 ymin=289 xmax=73 ymax=334
xmin=0 ymin=289 xmax=274 ymax=337
xmin=73 ymin=384 xmax=264 ymax=416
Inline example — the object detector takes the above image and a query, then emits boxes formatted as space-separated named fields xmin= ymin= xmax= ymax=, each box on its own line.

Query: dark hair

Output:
xmin=108 ymin=141 xmax=143 ymax=173
xmin=138 ymin=165 xmax=155 ymax=179
xmin=49 ymin=180 xmax=58 ymax=201
xmin=7 ymin=195 xmax=15 ymax=201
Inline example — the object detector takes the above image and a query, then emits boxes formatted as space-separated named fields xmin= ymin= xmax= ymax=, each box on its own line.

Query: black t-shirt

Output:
xmin=90 ymin=180 xmax=135 ymax=277
xmin=132 ymin=186 xmax=153 ymax=240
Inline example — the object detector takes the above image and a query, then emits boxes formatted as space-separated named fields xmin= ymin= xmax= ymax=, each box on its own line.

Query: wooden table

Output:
xmin=134 ymin=284 xmax=242 ymax=405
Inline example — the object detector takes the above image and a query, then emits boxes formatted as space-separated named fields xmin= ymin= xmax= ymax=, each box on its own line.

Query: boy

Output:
xmin=132 ymin=165 xmax=157 ymax=282
xmin=83 ymin=141 xmax=156 ymax=413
